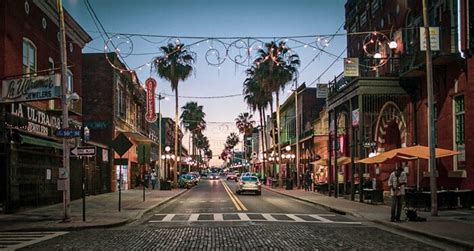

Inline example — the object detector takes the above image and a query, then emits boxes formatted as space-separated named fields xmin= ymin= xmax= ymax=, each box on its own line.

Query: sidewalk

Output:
xmin=264 ymin=186 xmax=474 ymax=249
xmin=0 ymin=188 xmax=187 ymax=232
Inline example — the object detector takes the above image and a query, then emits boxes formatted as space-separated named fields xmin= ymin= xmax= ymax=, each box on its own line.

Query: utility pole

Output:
xmin=422 ymin=0 xmax=438 ymax=216
xmin=157 ymin=93 xmax=165 ymax=189
xmin=57 ymin=0 xmax=70 ymax=222
xmin=294 ymin=83 xmax=300 ymax=189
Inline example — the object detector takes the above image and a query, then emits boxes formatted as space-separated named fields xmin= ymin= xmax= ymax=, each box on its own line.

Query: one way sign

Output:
xmin=71 ymin=146 xmax=96 ymax=157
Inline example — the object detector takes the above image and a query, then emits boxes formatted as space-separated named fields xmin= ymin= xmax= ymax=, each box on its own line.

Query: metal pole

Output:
xmin=158 ymin=94 xmax=163 ymax=189
xmin=295 ymin=85 xmax=301 ymax=189
xmin=57 ymin=0 xmax=71 ymax=222
xmin=422 ymin=0 xmax=438 ymax=216
xmin=82 ymin=157 xmax=86 ymax=222
xmin=142 ymin=164 xmax=145 ymax=202
xmin=334 ymin=110 xmax=338 ymax=198
xmin=118 ymin=164 xmax=122 ymax=212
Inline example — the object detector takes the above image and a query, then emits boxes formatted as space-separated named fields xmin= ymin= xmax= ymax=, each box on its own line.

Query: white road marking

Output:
xmin=286 ymin=214 xmax=304 ymax=222
xmin=261 ymin=214 xmax=278 ymax=222
xmin=214 ymin=213 xmax=223 ymax=221
xmin=0 ymin=232 xmax=68 ymax=250
xmin=309 ymin=214 xmax=333 ymax=222
xmin=188 ymin=214 xmax=199 ymax=221
xmin=238 ymin=213 xmax=250 ymax=221
xmin=162 ymin=214 xmax=175 ymax=222
xmin=149 ymin=213 xmax=359 ymax=225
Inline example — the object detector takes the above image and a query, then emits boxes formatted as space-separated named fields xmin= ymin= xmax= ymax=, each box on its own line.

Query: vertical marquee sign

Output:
xmin=145 ymin=77 xmax=157 ymax=123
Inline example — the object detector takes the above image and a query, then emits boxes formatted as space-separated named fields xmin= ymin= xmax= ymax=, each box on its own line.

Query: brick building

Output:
xmin=82 ymin=53 xmax=151 ymax=191
xmin=0 ymin=0 xmax=91 ymax=212
xmin=326 ymin=0 xmax=474 ymax=198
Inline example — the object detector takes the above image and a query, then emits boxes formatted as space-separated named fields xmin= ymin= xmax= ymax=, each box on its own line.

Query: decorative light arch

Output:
xmin=374 ymin=101 xmax=408 ymax=153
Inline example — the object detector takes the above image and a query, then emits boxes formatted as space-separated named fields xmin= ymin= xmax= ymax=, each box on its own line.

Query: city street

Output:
xmin=22 ymin=177 xmax=444 ymax=250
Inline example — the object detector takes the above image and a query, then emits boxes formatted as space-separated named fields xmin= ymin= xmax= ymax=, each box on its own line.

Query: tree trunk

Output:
xmin=276 ymin=92 xmax=283 ymax=187
xmin=262 ymin=108 xmax=269 ymax=176
xmin=173 ymin=86 xmax=179 ymax=188
xmin=270 ymin=102 xmax=276 ymax=178
xmin=259 ymin=107 xmax=266 ymax=178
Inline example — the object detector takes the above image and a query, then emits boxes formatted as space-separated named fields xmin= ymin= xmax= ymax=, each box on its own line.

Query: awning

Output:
xmin=20 ymin=134 xmax=63 ymax=149
xmin=357 ymin=145 xmax=459 ymax=164
xmin=122 ymin=131 xmax=154 ymax=143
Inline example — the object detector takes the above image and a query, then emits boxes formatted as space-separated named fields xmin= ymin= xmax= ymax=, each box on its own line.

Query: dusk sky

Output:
xmin=64 ymin=0 xmax=347 ymax=165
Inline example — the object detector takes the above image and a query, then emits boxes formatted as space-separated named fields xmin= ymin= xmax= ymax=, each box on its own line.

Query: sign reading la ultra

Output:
xmin=1 ymin=74 xmax=61 ymax=103
xmin=145 ymin=77 xmax=157 ymax=123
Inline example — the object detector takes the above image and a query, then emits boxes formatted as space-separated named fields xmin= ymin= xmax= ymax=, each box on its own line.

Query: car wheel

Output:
xmin=236 ymin=190 xmax=241 ymax=195
xmin=256 ymin=191 xmax=261 ymax=195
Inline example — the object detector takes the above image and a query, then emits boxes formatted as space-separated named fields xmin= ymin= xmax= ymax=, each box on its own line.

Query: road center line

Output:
xmin=221 ymin=180 xmax=242 ymax=211
xmin=222 ymin=181 xmax=248 ymax=211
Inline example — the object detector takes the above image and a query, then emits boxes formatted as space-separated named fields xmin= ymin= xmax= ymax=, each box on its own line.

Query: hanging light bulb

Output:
xmin=389 ymin=41 xmax=398 ymax=49
xmin=373 ymin=52 xmax=382 ymax=59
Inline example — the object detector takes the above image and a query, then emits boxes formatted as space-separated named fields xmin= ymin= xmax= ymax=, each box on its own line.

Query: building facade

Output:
xmin=0 ymin=0 xmax=91 ymax=212
xmin=326 ymin=0 xmax=474 ymax=198
xmin=82 ymin=53 xmax=151 ymax=191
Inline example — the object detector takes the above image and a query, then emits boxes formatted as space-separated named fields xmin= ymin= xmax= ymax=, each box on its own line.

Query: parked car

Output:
xmin=236 ymin=176 xmax=261 ymax=195
xmin=209 ymin=172 xmax=219 ymax=180
xmin=179 ymin=174 xmax=196 ymax=189
xmin=190 ymin=172 xmax=201 ymax=182
xmin=226 ymin=172 xmax=238 ymax=181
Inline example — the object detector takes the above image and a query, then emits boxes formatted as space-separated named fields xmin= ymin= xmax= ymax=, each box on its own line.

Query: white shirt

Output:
xmin=388 ymin=171 xmax=407 ymax=196
xmin=150 ymin=172 xmax=157 ymax=180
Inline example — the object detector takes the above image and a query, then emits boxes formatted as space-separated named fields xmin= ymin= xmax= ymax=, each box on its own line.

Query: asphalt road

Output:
xmin=23 ymin=177 xmax=448 ymax=250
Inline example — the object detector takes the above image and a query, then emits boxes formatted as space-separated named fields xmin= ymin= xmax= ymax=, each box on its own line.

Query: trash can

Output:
xmin=286 ymin=179 xmax=293 ymax=190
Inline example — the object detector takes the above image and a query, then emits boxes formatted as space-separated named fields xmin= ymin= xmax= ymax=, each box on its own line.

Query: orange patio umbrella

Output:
xmin=394 ymin=145 xmax=460 ymax=159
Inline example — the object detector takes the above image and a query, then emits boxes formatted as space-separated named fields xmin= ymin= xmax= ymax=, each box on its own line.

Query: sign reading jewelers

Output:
xmin=1 ymin=74 xmax=61 ymax=103
xmin=145 ymin=77 xmax=157 ymax=123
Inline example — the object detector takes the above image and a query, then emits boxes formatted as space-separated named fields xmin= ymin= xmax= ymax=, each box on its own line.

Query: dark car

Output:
xmin=209 ymin=172 xmax=219 ymax=180
xmin=179 ymin=174 xmax=196 ymax=188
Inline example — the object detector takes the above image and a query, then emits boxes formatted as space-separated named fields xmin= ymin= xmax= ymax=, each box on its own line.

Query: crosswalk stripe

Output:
xmin=0 ymin=232 xmax=67 ymax=250
xmin=149 ymin=213 xmax=360 ymax=225
xmin=188 ymin=214 xmax=199 ymax=221
xmin=238 ymin=213 xmax=250 ymax=221
xmin=162 ymin=214 xmax=175 ymax=222
xmin=310 ymin=214 xmax=333 ymax=222
xmin=261 ymin=214 xmax=278 ymax=221
xmin=286 ymin=214 xmax=305 ymax=222
xmin=214 ymin=213 xmax=223 ymax=221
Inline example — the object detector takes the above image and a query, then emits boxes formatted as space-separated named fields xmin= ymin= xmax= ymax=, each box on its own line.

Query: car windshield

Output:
xmin=182 ymin=175 xmax=192 ymax=180
xmin=241 ymin=176 xmax=258 ymax=182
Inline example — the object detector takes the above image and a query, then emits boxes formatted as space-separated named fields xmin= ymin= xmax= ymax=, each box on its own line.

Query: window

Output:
xmin=116 ymin=85 xmax=126 ymax=118
xmin=360 ymin=12 xmax=367 ymax=26
xmin=48 ymin=57 xmax=55 ymax=74
xmin=66 ymin=70 xmax=73 ymax=93
xmin=22 ymin=38 xmax=36 ymax=75
xmin=454 ymin=95 xmax=465 ymax=169
xmin=371 ymin=0 xmax=379 ymax=16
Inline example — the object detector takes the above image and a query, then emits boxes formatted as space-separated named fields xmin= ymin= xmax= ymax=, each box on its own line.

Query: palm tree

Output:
xmin=153 ymin=43 xmax=195 ymax=188
xmin=235 ymin=112 xmax=255 ymax=166
xmin=194 ymin=133 xmax=209 ymax=168
xmin=253 ymin=41 xmax=300 ymax=187
xmin=181 ymin=101 xmax=206 ymax=161
xmin=226 ymin=132 xmax=240 ymax=149
xmin=243 ymin=66 xmax=273 ymax=177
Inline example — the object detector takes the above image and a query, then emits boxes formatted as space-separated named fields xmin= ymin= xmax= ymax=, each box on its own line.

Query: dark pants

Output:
xmin=391 ymin=195 xmax=403 ymax=221
xmin=151 ymin=180 xmax=157 ymax=189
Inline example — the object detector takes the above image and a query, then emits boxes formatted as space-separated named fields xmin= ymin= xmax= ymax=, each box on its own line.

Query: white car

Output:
xmin=236 ymin=176 xmax=261 ymax=195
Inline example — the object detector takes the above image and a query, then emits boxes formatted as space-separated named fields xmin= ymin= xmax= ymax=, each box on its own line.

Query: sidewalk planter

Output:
xmin=160 ymin=180 xmax=172 ymax=190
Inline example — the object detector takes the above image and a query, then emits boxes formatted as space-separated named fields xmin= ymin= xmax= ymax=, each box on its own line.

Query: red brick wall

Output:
xmin=82 ymin=53 xmax=115 ymax=146
xmin=2 ymin=0 xmax=85 ymax=108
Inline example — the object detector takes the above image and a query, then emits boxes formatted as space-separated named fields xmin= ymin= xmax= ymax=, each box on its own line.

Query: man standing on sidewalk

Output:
xmin=388 ymin=166 xmax=407 ymax=222
xmin=150 ymin=169 xmax=157 ymax=190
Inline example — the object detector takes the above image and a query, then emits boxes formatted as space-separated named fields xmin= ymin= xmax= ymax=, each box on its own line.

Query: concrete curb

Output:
xmin=1 ymin=188 xmax=191 ymax=232
xmin=373 ymin=220 xmax=474 ymax=250
xmin=264 ymin=186 xmax=474 ymax=250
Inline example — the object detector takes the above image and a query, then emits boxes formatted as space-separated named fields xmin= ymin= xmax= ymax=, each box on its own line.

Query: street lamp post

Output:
xmin=157 ymin=93 xmax=165 ymax=189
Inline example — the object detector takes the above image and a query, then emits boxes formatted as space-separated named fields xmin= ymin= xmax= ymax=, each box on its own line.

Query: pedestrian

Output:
xmin=150 ymin=169 xmax=157 ymax=190
xmin=303 ymin=170 xmax=311 ymax=191
xmin=388 ymin=166 xmax=407 ymax=222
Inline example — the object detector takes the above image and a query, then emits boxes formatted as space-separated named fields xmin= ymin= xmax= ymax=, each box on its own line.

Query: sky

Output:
xmin=64 ymin=0 xmax=347 ymax=166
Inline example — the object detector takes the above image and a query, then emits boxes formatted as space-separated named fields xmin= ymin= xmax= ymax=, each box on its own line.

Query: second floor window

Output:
xmin=22 ymin=38 xmax=36 ymax=75
xmin=455 ymin=95 xmax=465 ymax=144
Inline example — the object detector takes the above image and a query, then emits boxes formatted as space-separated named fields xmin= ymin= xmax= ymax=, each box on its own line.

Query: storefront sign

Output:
xmin=145 ymin=77 xmax=157 ymax=123
xmin=316 ymin=84 xmax=328 ymax=98
xmin=344 ymin=58 xmax=359 ymax=77
xmin=1 ymin=74 xmax=60 ymax=103
xmin=352 ymin=109 xmax=359 ymax=127
xmin=10 ymin=103 xmax=61 ymax=137
xmin=420 ymin=27 xmax=440 ymax=51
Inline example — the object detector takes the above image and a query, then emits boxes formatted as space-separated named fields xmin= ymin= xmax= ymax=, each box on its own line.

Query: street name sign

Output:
xmin=55 ymin=128 xmax=81 ymax=138
xmin=71 ymin=146 xmax=96 ymax=157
